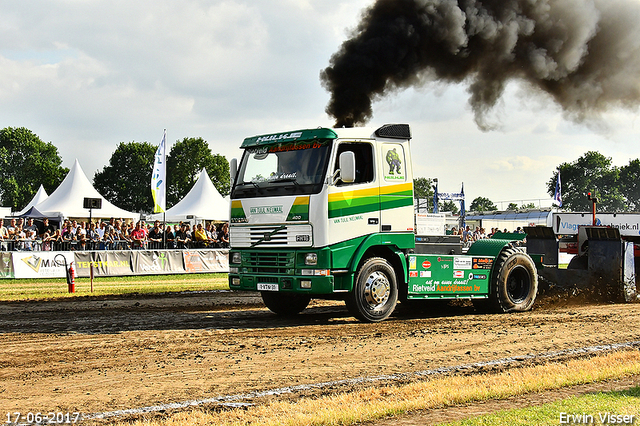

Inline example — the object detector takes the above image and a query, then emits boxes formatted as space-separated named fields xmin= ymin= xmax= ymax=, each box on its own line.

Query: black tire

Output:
xmin=567 ymin=254 xmax=588 ymax=270
xmin=346 ymin=257 xmax=398 ymax=322
xmin=489 ymin=248 xmax=538 ymax=313
xmin=261 ymin=292 xmax=311 ymax=316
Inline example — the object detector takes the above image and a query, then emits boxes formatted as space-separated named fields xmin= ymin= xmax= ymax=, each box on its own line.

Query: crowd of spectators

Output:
xmin=0 ymin=217 xmax=230 ymax=252
xmin=447 ymin=225 xmax=525 ymax=246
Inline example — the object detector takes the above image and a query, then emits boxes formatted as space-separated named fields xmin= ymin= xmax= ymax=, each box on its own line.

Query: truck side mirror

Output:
xmin=339 ymin=151 xmax=356 ymax=183
xmin=230 ymin=158 xmax=238 ymax=181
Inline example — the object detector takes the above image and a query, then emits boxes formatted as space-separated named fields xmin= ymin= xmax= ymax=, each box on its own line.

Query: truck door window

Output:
xmin=335 ymin=142 xmax=374 ymax=185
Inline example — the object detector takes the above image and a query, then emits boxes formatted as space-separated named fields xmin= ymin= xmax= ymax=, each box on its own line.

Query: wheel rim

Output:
xmin=364 ymin=271 xmax=390 ymax=308
xmin=506 ymin=265 xmax=531 ymax=304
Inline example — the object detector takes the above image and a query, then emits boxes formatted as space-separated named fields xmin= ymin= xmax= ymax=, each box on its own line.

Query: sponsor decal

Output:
xmin=453 ymin=270 xmax=464 ymax=278
xmin=422 ymin=260 xmax=431 ymax=268
xmin=255 ymin=132 xmax=303 ymax=143
xmin=21 ymin=255 xmax=42 ymax=273
xmin=139 ymin=252 xmax=169 ymax=272
xmin=472 ymin=257 xmax=494 ymax=270
xmin=409 ymin=271 xmax=418 ymax=278
xmin=250 ymin=205 xmax=284 ymax=215
xmin=420 ymin=271 xmax=431 ymax=278
xmin=454 ymin=257 xmax=473 ymax=270
xmin=473 ymin=274 xmax=487 ymax=280
xmin=409 ymin=256 xmax=417 ymax=270
xmin=332 ymin=214 xmax=364 ymax=224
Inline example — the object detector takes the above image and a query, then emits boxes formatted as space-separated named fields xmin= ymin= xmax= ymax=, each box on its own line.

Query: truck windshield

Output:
xmin=232 ymin=139 xmax=332 ymax=198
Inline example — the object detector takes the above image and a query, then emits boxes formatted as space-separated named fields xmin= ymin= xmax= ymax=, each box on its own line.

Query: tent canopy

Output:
xmin=15 ymin=184 xmax=48 ymax=216
xmin=34 ymin=159 xmax=140 ymax=221
xmin=151 ymin=168 xmax=229 ymax=222
xmin=17 ymin=206 xmax=58 ymax=219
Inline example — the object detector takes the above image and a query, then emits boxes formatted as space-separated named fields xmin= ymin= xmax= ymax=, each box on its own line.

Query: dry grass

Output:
xmin=112 ymin=350 xmax=640 ymax=426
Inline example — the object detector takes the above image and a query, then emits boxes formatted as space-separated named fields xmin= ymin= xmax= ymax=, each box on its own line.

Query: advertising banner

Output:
xmin=132 ymin=250 xmax=184 ymax=275
xmin=74 ymin=251 xmax=133 ymax=277
xmin=12 ymin=251 xmax=73 ymax=279
xmin=552 ymin=213 xmax=640 ymax=237
xmin=2 ymin=249 xmax=229 ymax=278
xmin=183 ymin=250 xmax=229 ymax=273
xmin=0 ymin=252 xmax=13 ymax=278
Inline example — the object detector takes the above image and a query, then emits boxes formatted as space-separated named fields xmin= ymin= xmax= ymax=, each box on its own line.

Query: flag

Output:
xmin=459 ymin=182 xmax=465 ymax=228
xmin=552 ymin=170 xmax=562 ymax=207
xmin=432 ymin=180 xmax=439 ymax=214
xmin=151 ymin=129 xmax=166 ymax=213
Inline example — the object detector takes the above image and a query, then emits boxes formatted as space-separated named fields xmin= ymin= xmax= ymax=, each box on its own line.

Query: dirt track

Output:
xmin=1 ymin=291 xmax=640 ymax=422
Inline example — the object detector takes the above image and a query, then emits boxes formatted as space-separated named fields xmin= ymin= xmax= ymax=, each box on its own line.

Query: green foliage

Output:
xmin=166 ymin=137 xmax=230 ymax=206
xmin=620 ymin=159 xmax=640 ymax=211
xmin=521 ymin=202 xmax=536 ymax=209
xmin=0 ymin=127 xmax=68 ymax=210
xmin=413 ymin=177 xmax=434 ymax=199
xmin=440 ymin=200 xmax=459 ymax=214
xmin=507 ymin=202 xmax=518 ymax=211
xmin=469 ymin=196 xmax=497 ymax=212
xmin=413 ymin=177 xmax=434 ymax=211
xmin=548 ymin=151 xmax=625 ymax=212
xmin=93 ymin=141 xmax=157 ymax=212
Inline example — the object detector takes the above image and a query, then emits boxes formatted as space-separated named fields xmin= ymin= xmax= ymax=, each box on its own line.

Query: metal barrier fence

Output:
xmin=0 ymin=239 xmax=229 ymax=252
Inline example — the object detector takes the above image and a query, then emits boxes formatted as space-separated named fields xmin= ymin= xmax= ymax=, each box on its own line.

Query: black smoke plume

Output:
xmin=321 ymin=0 xmax=640 ymax=129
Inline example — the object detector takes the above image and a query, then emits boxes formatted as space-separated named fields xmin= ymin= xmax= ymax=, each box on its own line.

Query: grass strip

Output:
xmin=0 ymin=273 xmax=229 ymax=301
xmin=443 ymin=386 xmax=640 ymax=425
xmin=113 ymin=350 xmax=640 ymax=426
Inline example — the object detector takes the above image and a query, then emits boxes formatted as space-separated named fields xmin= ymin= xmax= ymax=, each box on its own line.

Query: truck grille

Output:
xmin=230 ymin=225 xmax=313 ymax=248
xmin=245 ymin=251 xmax=295 ymax=274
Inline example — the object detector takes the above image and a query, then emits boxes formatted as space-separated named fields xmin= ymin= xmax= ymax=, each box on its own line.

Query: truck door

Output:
xmin=379 ymin=142 xmax=413 ymax=232
xmin=327 ymin=141 xmax=379 ymax=245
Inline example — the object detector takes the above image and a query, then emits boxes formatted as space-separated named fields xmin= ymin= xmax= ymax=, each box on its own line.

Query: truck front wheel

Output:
xmin=346 ymin=257 xmax=398 ymax=322
xmin=490 ymin=248 xmax=538 ymax=312
xmin=261 ymin=292 xmax=311 ymax=316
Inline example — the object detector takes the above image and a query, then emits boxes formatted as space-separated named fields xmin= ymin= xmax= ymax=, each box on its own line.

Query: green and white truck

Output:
xmin=228 ymin=124 xmax=538 ymax=322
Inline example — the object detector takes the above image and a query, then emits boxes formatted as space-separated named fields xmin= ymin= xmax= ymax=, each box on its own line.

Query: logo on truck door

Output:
xmin=250 ymin=205 xmax=284 ymax=215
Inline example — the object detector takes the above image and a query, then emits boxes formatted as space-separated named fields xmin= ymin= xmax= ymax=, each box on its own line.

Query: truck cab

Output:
xmin=228 ymin=124 xmax=538 ymax=322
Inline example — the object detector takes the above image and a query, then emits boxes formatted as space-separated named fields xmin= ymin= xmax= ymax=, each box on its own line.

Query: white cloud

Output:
xmin=0 ymin=0 xmax=638 ymax=208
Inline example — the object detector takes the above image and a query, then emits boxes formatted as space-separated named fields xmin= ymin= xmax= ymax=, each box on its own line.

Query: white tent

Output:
xmin=150 ymin=168 xmax=229 ymax=222
xmin=34 ymin=159 xmax=140 ymax=221
xmin=15 ymin=184 xmax=49 ymax=215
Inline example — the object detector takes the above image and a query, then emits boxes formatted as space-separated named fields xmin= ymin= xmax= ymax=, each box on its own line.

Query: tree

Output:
xmin=507 ymin=203 xmax=518 ymax=211
xmin=440 ymin=200 xmax=459 ymax=214
xmin=413 ymin=177 xmax=434 ymax=212
xmin=166 ymin=137 xmax=230 ymax=207
xmin=93 ymin=141 xmax=157 ymax=213
xmin=620 ymin=159 xmax=640 ymax=211
xmin=520 ymin=202 xmax=536 ymax=209
xmin=0 ymin=127 xmax=68 ymax=210
xmin=469 ymin=196 xmax=497 ymax=212
xmin=548 ymin=151 xmax=625 ymax=212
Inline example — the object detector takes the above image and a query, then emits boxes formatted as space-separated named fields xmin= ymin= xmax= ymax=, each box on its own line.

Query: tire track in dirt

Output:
xmin=1 ymin=292 xmax=639 ymax=418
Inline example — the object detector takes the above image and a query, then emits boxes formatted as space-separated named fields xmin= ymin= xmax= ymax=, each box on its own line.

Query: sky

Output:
xmin=0 ymin=0 xmax=638 ymax=210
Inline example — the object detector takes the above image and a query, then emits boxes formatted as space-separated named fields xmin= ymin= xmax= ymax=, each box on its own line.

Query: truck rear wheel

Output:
xmin=346 ymin=257 xmax=398 ymax=322
xmin=490 ymin=248 xmax=538 ymax=312
xmin=261 ymin=292 xmax=311 ymax=316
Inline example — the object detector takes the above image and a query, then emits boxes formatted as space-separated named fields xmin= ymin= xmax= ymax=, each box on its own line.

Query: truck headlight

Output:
xmin=304 ymin=253 xmax=318 ymax=266
xmin=231 ymin=252 xmax=242 ymax=264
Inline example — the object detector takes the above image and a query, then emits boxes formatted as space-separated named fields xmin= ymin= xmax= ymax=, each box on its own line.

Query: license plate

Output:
xmin=257 ymin=283 xmax=279 ymax=291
